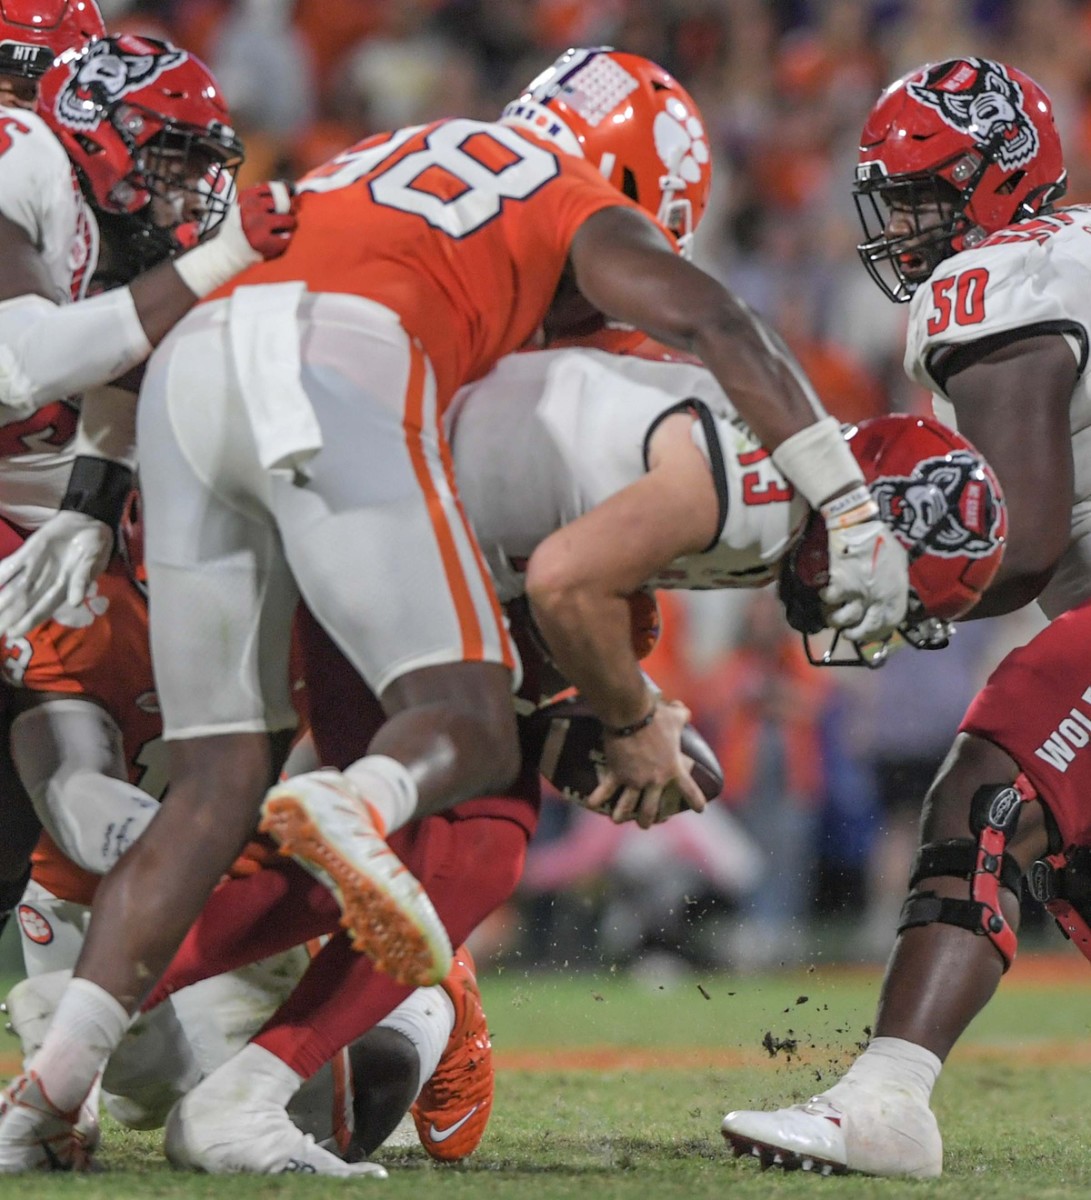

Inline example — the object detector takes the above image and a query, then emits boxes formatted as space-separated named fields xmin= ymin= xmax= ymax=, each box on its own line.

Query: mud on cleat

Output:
xmin=259 ymin=768 xmax=452 ymax=987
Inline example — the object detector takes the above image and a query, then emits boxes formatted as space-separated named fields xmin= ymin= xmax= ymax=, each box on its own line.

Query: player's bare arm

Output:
xmin=525 ymin=411 xmax=716 ymax=824
xmin=569 ymin=204 xmax=910 ymax=645
xmin=943 ymin=332 xmax=1077 ymax=617
xmin=568 ymin=205 xmax=820 ymax=452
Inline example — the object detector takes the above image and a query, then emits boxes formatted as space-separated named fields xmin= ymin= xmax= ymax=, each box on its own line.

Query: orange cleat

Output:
xmin=411 ymin=945 xmax=493 ymax=1162
xmin=260 ymin=769 xmax=452 ymax=988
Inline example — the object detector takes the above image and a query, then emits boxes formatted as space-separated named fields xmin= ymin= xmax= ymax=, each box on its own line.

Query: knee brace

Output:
xmin=1028 ymin=847 xmax=1091 ymax=965
xmin=898 ymin=774 xmax=1035 ymax=971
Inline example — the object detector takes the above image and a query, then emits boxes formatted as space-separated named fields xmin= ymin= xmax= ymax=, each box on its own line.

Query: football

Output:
xmin=520 ymin=691 xmax=724 ymax=814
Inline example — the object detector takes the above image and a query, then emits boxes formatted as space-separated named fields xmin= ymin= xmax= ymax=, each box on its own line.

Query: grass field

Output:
xmin=3 ymin=952 xmax=1091 ymax=1198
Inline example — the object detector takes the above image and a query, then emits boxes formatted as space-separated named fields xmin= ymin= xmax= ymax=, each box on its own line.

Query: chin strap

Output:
xmin=898 ymin=773 xmax=1036 ymax=971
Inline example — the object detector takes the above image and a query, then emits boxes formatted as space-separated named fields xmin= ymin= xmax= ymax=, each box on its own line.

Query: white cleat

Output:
xmin=165 ymin=1070 xmax=387 ymax=1177
xmin=260 ymin=768 xmax=451 ymax=987
xmin=722 ymin=1088 xmax=942 ymax=1179
xmin=3 ymin=974 xmax=100 ymax=1157
xmin=0 ymin=1071 xmax=97 ymax=1173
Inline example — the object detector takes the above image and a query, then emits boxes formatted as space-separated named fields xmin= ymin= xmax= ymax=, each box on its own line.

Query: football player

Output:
xmin=722 ymin=56 xmax=1091 ymax=1178
xmin=0 ymin=45 xmax=914 ymax=1173
xmin=0 ymin=9 xmax=296 ymax=943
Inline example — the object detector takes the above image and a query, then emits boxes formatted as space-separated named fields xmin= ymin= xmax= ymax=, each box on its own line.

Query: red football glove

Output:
xmin=238 ymin=181 xmax=297 ymax=260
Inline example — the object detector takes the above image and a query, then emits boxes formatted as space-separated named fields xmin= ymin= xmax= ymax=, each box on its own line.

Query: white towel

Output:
xmin=228 ymin=281 xmax=323 ymax=478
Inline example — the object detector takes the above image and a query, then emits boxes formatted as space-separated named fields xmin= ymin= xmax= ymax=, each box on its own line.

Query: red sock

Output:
xmin=255 ymin=813 xmax=528 ymax=1077
xmin=143 ymin=859 xmax=341 ymax=1011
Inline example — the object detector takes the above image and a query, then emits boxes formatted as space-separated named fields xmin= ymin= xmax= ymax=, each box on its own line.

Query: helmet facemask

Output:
xmin=854 ymin=156 xmax=987 ymax=302
xmin=81 ymin=104 xmax=241 ymax=281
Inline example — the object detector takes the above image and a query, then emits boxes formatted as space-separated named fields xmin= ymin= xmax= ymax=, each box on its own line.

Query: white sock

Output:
xmin=830 ymin=1036 xmax=942 ymax=1105
xmin=343 ymin=755 xmax=418 ymax=835
xmin=207 ymin=1042 xmax=306 ymax=1105
xmin=376 ymin=985 xmax=455 ymax=1099
xmin=29 ymin=978 xmax=130 ymax=1112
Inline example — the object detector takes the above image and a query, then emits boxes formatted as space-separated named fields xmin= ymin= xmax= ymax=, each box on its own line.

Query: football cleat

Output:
xmin=722 ymin=1088 xmax=942 ymax=1179
xmin=411 ymin=944 xmax=493 ymax=1162
xmin=0 ymin=1070 xmax=97 ymax=1173
xmin=3 ymin=973 xmax=101 ymax=1153
xmin=259 ymin=768 xmax=452 ymax=988
xmin=165 ymin=1065 xmax=386 ymax=1177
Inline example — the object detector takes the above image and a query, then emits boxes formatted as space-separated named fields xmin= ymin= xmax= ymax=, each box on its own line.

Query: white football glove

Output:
xmin=0 ymin=510 xmax=114 ymax=639
xmin=821 ymin=516 xmax=910 ymax=643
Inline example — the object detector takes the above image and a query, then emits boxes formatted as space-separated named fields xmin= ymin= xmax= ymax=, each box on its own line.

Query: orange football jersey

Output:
xmin=10 ymin=560 xmax=164 ymax=905
xmin=213 ymin=118 xmax=656 ymax=405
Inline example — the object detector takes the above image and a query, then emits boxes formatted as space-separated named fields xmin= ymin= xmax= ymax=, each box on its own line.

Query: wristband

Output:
xmin=60 ymin=456 xmax=133 ymax=530
xmin=604 ymin=699 xmax=659 ymax=738
xmin=173 ymin=205 xmax=258 ymax=299
xmin=770 ymin=416 xmax=865 ymax=510
xmin=820 ymin=484 xmax=879 ymax=530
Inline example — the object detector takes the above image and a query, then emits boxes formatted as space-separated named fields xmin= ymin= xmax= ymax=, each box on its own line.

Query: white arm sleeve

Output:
xmin=72 ymin=384 xmax=137 ymax=469
xmin=0 ymin=290 xmax=151 ymax=424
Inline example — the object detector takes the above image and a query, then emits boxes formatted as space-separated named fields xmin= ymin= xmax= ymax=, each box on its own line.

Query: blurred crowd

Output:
xmin=98 ymin=0 xmax=1090 ymax=973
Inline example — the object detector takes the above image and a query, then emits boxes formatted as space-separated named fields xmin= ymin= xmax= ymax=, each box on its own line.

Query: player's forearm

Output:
xmin=526 ymin=581 xmax=654 ymax=730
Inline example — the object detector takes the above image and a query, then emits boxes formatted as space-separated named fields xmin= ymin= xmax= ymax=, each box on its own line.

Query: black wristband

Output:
xmin=604 ymin=699 xmax=659 ymax=738
xmin=60 ymin=456 xmax=134 ymax=531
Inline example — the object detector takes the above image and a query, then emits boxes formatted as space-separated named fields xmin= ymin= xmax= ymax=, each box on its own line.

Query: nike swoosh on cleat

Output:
xmin=428 ymin=1105 xmax=479 ymax=1143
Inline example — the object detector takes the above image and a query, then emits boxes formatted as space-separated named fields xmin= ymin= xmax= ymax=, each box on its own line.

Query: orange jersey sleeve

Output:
xmin=213 ymin=119 xmax=657 ymax=404
xmin=1 ymin=559 xmax=164 ymax=793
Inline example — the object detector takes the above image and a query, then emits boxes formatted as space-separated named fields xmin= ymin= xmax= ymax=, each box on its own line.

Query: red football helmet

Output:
xmin=855 ymin=57 xmax=1066 ymax=301
xmin=501 ymin=47 xmax=712 ymax=257
xmin=781 ymin=414 xmax=1007 ymax=665
xmin=39 ymin=34 xmax=243 ymax=274
xmin=0 ymin=0 xmax=103 ymax=80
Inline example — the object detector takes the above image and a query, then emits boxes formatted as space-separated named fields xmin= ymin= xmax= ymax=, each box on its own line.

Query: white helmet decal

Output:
xmin=54 ymin=38 xmax=187 ymax=131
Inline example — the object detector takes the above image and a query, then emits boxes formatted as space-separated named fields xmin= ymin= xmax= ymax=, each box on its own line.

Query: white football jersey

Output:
xmin=905 ymin=205 xmax=1091 ymax=617
xmin=0 ymin=104 xmax=100 ymax=528
xmin=449 ymin=347 xmax=811 ymax=602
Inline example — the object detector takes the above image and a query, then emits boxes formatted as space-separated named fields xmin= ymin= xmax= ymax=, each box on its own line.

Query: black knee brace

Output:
xmin=1028 ymin=847 xmax=1091 ymax=965
xmin=897 ymin=775 xmax=1035 ymax=971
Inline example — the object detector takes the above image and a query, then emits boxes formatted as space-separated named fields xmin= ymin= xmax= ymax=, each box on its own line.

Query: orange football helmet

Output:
xmin=501 ymin=47 xmax=712 ymax=257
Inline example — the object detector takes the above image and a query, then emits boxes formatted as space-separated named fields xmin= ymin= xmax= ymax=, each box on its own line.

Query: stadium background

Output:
xmin=3 ymin=0 xmax=1086 ymax=983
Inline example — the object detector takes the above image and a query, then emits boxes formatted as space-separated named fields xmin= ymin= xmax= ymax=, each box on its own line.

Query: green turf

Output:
xmin=3 ymin=960 xmax=1091 ymax=1197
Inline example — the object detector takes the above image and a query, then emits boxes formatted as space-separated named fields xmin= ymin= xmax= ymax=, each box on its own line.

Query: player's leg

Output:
xmin=257 ymin=313 xmax=520 ymax=984
xmin=722 ymin=604 xmax=1091 ymax=1178
xmin=0 ymin=315 xmax=312 ymax=1171
xmin=165 ymin=807 xmax=530 ymax=1174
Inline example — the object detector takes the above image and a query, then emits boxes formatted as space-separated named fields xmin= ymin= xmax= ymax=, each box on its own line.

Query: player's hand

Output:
xmin=822 ymin=516 xmax=909 ymax=642
xmin=237 ymin=181 xmax=296 ymax=260
xmin=586 ymin=699 xmax=707 ymax=829
xmin=0 ymin=510 xmax=113 ymax=639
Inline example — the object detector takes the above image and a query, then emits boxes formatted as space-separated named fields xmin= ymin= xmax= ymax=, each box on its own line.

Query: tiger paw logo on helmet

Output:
xmin=654 ymin=97 xmax=710 ymax=190
xmin=502 ymin=48 xmax=713 ymax=252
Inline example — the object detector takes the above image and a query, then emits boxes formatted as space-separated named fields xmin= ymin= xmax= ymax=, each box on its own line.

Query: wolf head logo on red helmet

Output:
xmin=39 ymin=34 xmax=243 ymax=279
xmin=854 ymin=57 xmax=1066 ymax=302
xmin=0 ymin=0 xmax=103 ymax=81
xmin=501 ymin=47 xmax=712 ymax=257
xmin=781 ymin=414 xmax=1007 ymax=666
xmin=51 ymin=36 xmax=187 ymax=130
xmin=906 ymin=59 xmax=1040 ymax=172
xmin=870 ymin=449 xmax=1004 ymax=561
